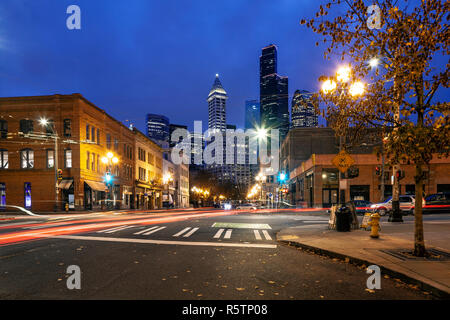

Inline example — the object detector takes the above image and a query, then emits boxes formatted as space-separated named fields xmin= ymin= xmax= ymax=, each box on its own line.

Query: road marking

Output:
xmin=262 ymin=230 xmax=272 ymax=240
xmin=143 ymin=226 xmax=166 ymax=235
xmin=254 ymin=230 xmax=262 ymax=240
xmin=224 ymin=229 xmax=232 ymax=239
xmin=98 ymin=225 xmax=134 ymax=234
xmin=212 ymin=222 xmax=271 ymax=229
xmin=301 ymin=220 xmax=329 ymax=223
xmin=183 ymin=227 xmax=199 ymax=238
xmin=213 ymin=228 xmax=224 ymax=239
xmin=173 ymin=227 xmax=191 ymax=237
xmin=48 ymin=234 xmax=277 ymax=249
xmin=134 ymin=226 xmax=159 ymax=235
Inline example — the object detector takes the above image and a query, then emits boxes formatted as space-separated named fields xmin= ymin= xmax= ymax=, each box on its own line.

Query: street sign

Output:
xmin=332 ymin=150 xmax=355 ymax=173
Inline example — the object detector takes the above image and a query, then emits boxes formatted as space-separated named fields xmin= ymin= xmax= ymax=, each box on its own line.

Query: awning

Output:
xmin=58 ymin=179 xmax=73 ymax=190
xmin=84 ymin=180 xmax=108 ymax=192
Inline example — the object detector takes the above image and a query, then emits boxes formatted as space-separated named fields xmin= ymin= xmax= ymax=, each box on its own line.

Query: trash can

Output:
xmin=336 ymin=205 xmax=351 ymax=232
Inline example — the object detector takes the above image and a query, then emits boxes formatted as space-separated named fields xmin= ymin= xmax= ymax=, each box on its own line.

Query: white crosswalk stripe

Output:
xmin=134 ymin=226 xmax=159 ymax=235
xmin=183 ymin=227 xmax=199 ymax=238
xmin=213 ymin=228 xmax=224 ymax=239
xmin=143 ymin=226 xmax=166 ymax=235
xmin=262 ymin=230 xmax=272 ymax=240
xmin=254 ymin=230 xmax=262 ymax=240
xmin=173 ymin=227 xmax=192 ymax=237
xmin=97 ymin=225 xmax=134 ymax=234
xmin=224 ymin=229 xmax=232 ymax=239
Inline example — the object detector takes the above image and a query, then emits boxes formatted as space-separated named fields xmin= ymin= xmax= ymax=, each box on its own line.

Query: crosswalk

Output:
xmin=93 ymin=224 xmax=274 ymax=241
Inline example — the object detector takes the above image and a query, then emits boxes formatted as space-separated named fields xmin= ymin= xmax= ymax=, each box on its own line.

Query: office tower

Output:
xmin=259 ymin=44 xmax=289 ymax=143
xmin=291 ymin=90 xmax=318 ymax=128
xmin=245 ymin=100 xmax=260 ymax=130
xmin=169 ymin=124 xmax=188 ymax=148
xmin=146 ymin=114 xmax=170 ymax=148
xmin=207 ymin=74 xmax=227 ymax=132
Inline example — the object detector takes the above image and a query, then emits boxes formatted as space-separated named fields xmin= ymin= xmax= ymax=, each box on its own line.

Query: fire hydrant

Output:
xmin=65 ymin=203 xmax=69 ymax=212
xmin=368 ymin=212 xmax=380 ymax=238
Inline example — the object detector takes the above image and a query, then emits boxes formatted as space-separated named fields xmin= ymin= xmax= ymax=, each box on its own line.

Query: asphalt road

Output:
xmin=0 ymin=208 xmax=435 ymax=299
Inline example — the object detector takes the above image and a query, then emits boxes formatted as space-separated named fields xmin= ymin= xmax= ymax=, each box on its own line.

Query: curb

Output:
xmin=278 ymin=238 xmax=450 ymax=299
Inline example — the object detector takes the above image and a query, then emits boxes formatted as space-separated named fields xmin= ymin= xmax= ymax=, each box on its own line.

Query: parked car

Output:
xmin=236 ymin=203 xmax=257 ymax=210
xmin=350 ymin=200 xmax=372 ymax=215
xmin=423 ymin=193 xmax=450 ymax=214
xmin=370 ymin=195 xmax=421 ymax=216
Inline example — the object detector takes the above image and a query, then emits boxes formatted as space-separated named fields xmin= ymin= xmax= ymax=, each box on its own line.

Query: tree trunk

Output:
xmin=414 ymin=165 xmax=426 ymax=257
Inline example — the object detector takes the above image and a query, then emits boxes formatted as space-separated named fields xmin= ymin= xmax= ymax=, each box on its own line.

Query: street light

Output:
xmin=349 ymin=81 xmax=365 ymax=97
xmin=336 ymin=65 xmax=351 ymax=83
xmin=39 ymin=117 xmax=59 ymax=211
xmin=103 ymin=152 xmax=119 ymax=209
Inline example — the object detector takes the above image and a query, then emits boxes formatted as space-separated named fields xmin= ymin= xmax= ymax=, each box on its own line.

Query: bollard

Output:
xmin=368 ymin=212 xmax=380 ymax=238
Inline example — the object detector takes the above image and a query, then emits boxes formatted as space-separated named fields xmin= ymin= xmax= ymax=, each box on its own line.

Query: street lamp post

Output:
xmin=39 ymin=118 xmax=59 ymax=211
xmin=102 ymin=152 xmax=119 ymax=210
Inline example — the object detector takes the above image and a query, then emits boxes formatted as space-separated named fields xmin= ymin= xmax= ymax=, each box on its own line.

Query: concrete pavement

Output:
xmin=277 ymin=215 xmax=450 ymax=298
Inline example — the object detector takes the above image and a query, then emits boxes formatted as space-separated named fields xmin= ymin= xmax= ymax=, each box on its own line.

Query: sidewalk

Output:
xmin=277 ymin=218 xmax=450 ymax=298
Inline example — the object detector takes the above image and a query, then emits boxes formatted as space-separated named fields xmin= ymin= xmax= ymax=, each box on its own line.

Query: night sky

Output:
xmin=0 ymin=1 xmax=447 ymax=133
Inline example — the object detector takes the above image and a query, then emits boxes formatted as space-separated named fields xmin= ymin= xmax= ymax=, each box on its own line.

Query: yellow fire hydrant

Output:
xmin=65 ymin=203 xmax=69 ymax=212
xmin=368 ymin=212 xmax=380 ymax=238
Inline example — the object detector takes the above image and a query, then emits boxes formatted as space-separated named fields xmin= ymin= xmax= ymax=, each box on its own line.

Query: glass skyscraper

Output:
xmin=259 ymin=44 xmax=289 ymax=143
xmin=146 ymin=114 xmax=170 ymax=147
xmin=291 ymin=90 xmax=318 ymax=128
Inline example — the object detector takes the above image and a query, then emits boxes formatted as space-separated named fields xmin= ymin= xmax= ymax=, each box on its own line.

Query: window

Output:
xmin=91 ymin=127 xmax=96 ymax=143
xmin=24 ymin=182 xmax=32 ymax=208
xmin=114 ymin=138 xmax=119 ymax=150
xmin=63 ymin=119 xmax=71 ymax=137
xmin=0 ymin=120 xmax=7 ymax=139
xmin=106 ymin=134 xmax=111 ymax=149
xmin=139 ymin=167 xmax=146 ymax=181
xmin=86 ymin=124 xmax=90 ymax=140
xmin=46 ymin=149 xmax=55 ymax=168
xmin=86 ymin=151 xmax=90 ymax=170
xmin=65 ymin=149 xmax=72 ymax=168
xmin=45 ymin=120 xmax=55 ymax=135
xmin=20 ymin=149 xmax=34 ymax=169
xmin=91 ymin=153 xmax=95 ymax=171
xmin=97 ymin=156 xmax=100 ymax=172
xmin=20 ymin=120 xmax=33 ymax=134
xmin=0 ymin=150 xmax=8 ymax=169
xmin=97 ymin=129 xmax=100 ymax=145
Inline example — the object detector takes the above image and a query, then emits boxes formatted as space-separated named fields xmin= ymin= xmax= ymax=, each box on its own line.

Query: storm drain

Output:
xmin=380 ymin=248 xmax=450 ymax=261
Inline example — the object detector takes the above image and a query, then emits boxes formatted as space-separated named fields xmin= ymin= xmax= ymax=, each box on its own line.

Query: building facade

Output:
xmin=132 ymin=128 xmax=164 ymax=210
xmin=0 ymin=94 xmax=135 ymax=212
xmin=291 ymin=90 xmax=318 ymax=128
xmin=207 ymin=74 xmax=227 ymax=132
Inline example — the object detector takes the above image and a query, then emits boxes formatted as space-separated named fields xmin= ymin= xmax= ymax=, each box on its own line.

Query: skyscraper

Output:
xmin=291 ymin=90 xmax=318 ymax=128
xmin=146 ymin=114 xmax=170 ymax=148
xmin=207 ymin=74 xmax=227 ymax=132
xmin=259 ymin=44 xmax=289 ymax=143
xmin=245 ymin=100 xmax=260 ymax=130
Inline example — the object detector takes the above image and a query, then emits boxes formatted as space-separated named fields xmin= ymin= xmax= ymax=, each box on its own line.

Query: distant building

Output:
xmin=259 ymin=44 xmax=289 ymax=143
xmin=208 ymin=74 xmax=227 ymax=133
xmin=146 ymin=114 xmax=169 ymax=148
xmin=291 ymin=90 xmax=318 ymax=128
xmin=169 ymin=123 xmax=188 ymax=148
xmin=245 ymin=100 xmax=260 ymax=130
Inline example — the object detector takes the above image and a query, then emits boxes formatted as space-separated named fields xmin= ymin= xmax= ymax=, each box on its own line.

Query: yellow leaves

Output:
xmin=365 ymin=288 xmax=376 ymax=293
xmin=235 ymin=287 xmax=246 ymax=291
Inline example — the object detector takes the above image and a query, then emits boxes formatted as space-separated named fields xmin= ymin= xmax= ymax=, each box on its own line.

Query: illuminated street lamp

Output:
xmin=38 ymin=117 xmax=58 ymax=211
xmin=349 ymin=81 xmax=365 ymax=97
xmin=336 ymin=65 xmax=351 ymax=83
xmin=321 ymin=79 xmax=337 ymax=94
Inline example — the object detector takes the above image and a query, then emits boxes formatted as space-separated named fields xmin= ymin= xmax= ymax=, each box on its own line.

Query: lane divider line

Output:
xmin=183 ymin=227 xmax=199 ymax=238
xmin=173 ymin=227 xmax=191 ymax=237
xmin=213 ymin=228 xmax=224 ymax=239
xmin=134 ymin=226 xmax=159 ymax=235
xmin=143 ymin=226 xmax=166 ymax=236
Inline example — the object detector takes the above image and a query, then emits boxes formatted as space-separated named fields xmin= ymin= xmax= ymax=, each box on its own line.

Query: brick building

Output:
xmin=0 ymin=94 xmax=162 ymax=212
xmin=132 ymin=127 xmax=163 ymax=209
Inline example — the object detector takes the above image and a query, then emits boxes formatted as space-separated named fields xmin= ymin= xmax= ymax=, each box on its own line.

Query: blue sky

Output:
xmin=0 ymin=0 xmax=447 ymax=132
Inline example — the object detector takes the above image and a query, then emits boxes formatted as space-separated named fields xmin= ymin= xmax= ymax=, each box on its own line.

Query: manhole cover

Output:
xmin=380 ymin=248 xmax=450 ymax=261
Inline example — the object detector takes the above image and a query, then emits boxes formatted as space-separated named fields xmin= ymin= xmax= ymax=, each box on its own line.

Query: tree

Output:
xmin=301 ymin=0 xmax=449 ymax=256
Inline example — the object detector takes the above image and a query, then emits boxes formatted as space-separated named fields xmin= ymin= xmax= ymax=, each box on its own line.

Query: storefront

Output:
xmin=122 ymin=185 xmax=133 ymax=209
xmin=58 ymin=179 xmax=74 ymax=210
xmin=84 ymin=180 xmax=107 ymax=210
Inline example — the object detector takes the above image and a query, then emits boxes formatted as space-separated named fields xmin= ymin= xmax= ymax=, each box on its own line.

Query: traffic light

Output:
xmin=57 ymin=169 xmax=63 ymax=180
xmin=105 ymin=172 xmax=112 ymax=184
xmin=395 ymin=170 xmax=405 ymax=181
xmin=375 ymin=166 xmax=381 ymax=176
